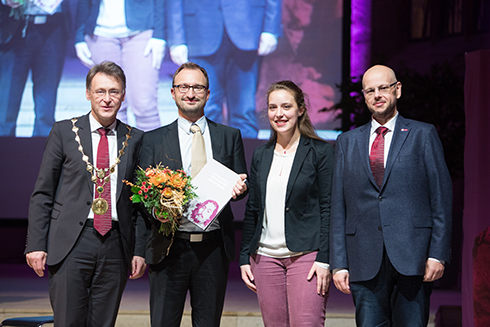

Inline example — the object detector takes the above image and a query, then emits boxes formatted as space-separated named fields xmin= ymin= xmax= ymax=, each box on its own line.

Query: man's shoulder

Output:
xmin=336 ymin=123 xmax=369 ymax=140
xmin=396 ymin=116 xmax=436 ymax=133
xmin=207 ymin=119 xmax=242 ymax=138
xmin=144 ymin=120 xmax=177 ymax=138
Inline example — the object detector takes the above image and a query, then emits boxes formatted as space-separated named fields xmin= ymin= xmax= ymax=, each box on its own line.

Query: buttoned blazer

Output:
xmin=239 ymin=136 xmax=334 ymax=266
xmin=138 ymin=119 xmax=248 ymax=265
xmin=75 ymin=0 xmax=165 ymax=43
xmin=330 ymin=115 xmax=452 ymax=282
xmin=166 ymin=0 xmax=282 ymax=56
xmin=25 ymin=113 xmax=144 ymax=266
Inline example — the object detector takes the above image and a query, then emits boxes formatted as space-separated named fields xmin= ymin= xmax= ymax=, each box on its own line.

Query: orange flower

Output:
xmin=169 ymin=173 xmax=186 ymax=189
xmin=162 ymin=187 xmax=173 ymax=198
xmin=145 ymin=168 xmax=155 ymax=177
xmin=149 ymin=171 xmax=169 ymax=187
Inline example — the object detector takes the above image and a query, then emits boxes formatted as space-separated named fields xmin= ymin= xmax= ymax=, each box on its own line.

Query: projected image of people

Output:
xmin=167 ymin=0 xmax=282 ymax=139
xmin=0 ymin=0 xmax=70 ymax=136
xmin=75 ymin=0 xmax=166 ymax=132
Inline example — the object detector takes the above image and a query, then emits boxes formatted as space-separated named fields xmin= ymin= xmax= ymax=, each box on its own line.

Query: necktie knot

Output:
xmin=190 ymin=124 xmax=201 ymax=135
xmin=98 ymin=128 xmax=109 ymax=137
xmin=376 ymin=126 xmax=389 ymax=137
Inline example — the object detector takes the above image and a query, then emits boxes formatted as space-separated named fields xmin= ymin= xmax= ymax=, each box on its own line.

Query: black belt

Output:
xmin=174 ymin=230 xmax=220 ymax=242
xmin=85 ymin=219 xmax=119 ymax=230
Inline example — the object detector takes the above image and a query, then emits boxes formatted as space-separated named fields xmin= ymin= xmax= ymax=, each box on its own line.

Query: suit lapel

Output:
xmin=285 ymin=136 xmax=311 ymax=202
xmin=357 ymin=123 xmax=378 ymax=188
xmin=259 ymin=142 xmax=275 ymax=210
xmin=77 ymin=114 xmax=94 ymax=195
xmin=207 ymin=119 xmax=222 ymax=161
xmin=383 ymin=116 xmax=410 ymax=188
xmin=115 ymin=120 xmax=130 ymax=202
xmin=162 ymin=121 xmax=183 ymax=168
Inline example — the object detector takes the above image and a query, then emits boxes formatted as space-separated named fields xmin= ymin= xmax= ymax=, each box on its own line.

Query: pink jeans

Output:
xmin=251 ymin=252 xmax=328 ymax=327
xmin=86 ymin=30 xmax=160 ymax=131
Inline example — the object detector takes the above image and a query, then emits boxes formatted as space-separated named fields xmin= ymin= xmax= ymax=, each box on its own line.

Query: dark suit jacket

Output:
xmin=139 ymin=118 xmax=248 ymax=265
xmin=330 ymin=115 xmax=452 ymax=282
xmin=75 ymin=0 xmax=165 ymax=43
xmin=239 ymin=136 xmax=334 ymax=266
xmin=25 ymin=113 xmax=144 ymax=266
xmin=167 ymin=0 xmax=282 ymax=56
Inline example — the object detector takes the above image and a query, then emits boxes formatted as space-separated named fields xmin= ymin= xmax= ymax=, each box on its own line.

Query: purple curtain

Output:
xmin=463 ymin=50 xmax=490 ymax=327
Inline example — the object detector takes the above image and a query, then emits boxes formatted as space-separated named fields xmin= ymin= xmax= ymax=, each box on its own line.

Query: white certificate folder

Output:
xmin=184 ymin=159 xmax=240 ymax=230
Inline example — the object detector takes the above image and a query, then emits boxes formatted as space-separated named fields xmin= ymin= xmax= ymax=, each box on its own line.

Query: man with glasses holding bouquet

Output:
xmin=138 ymin=62 xmax=248 ymax=327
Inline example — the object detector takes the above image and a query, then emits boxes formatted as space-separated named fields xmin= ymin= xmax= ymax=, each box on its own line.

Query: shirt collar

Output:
xmin=178 ymin=115 xmax=207 ymax=135
xmin=371 ymin=112 xmax=398 ymax=135
xmin=89 ymin=113 xmax=117 ymax=134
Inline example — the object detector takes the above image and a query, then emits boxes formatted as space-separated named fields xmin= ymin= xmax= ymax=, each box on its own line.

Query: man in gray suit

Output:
xmin=330 ymin=65 xmax=452 ymax=326
xmin=25 ymin=61 xmax=145 ymax=327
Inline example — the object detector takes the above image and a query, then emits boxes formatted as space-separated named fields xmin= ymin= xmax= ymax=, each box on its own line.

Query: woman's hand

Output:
xmin=307 ymin=263 xmax=331 ymax=296
xmin=240 ymin=264 xmax=257 ymax=293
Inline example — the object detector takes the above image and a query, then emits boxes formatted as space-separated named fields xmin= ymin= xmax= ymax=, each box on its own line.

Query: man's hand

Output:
xmin=333 ymin=271 xmax=351 ymax=294
xmin=130 ymin=255 xmax=147 ymax=279
xmin=75 ymin=42 xmax=94 ymax=68
xmin=26 ymin=251 xmax=47 ymax=277
xmin=170 ymin=44 xmax=189 ymax=66
xmin=307 ymin=263 xmax=331 ymax=296
xmin=143 ymin=38 xmax=166 ymax=70
xmin=258 ymin=32 xmax=278 ymax=56
xmin=5 ymin=0 xmax=22 ymax=8
xmin=240 ymin=264 xmax=257 ymax=293
xmin=423 ymin=259 xmax=445 ymax=282
xmin=152 ymin=207 xmax=170 ymax=223
xmin=232 ymin=174 xmax=247 ymax=199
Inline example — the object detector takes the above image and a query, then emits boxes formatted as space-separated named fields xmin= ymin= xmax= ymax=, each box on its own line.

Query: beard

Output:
xmin=176 ymin=96 xmax=207 ymax=120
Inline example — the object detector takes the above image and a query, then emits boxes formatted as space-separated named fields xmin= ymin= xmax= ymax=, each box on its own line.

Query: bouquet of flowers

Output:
xmin=125 ymin=165 xmax=196 ymax=236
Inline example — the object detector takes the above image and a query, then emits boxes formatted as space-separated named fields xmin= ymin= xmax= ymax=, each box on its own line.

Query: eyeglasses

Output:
xmin=173 ymin=84 xmax=207 ymax=94
xmin=362 ymin=81 xmax=398 ymax=97
xmin=92 ymin=89 xmax=123 ymax=99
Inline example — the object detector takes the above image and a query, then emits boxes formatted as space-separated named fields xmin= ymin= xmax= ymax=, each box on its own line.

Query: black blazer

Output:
xmin=138 ymin=118 xmax=248 ymax=265
xmin=26 ymin=113 xmax=144 ymax=266
xmin=239 ymin=135 xmax=334 ymax=266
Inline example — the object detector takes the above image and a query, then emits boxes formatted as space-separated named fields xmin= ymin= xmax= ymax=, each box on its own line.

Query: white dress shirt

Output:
xmin=88 ymin=114 xmax=118 ymax=221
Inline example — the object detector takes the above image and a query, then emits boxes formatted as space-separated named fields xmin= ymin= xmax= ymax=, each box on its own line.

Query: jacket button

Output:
xmin=79 ymin=221 xmax=83 ymax=226
xmin=87 ymin=201 xmax=91 ymax=206
xmin=285 ymin=207 xmax=290 ymax=212
xmin=378 ymin=226 xmax=382 ymax=231
xmin=378 ymin=196 xmax=382 ymax=201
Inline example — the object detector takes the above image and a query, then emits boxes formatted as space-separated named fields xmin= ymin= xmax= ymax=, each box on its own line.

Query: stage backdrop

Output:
xmin=1 ymin=0 xmax=343 ymax=138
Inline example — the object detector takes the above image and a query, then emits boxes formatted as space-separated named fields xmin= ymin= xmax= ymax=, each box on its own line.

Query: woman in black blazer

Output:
xmin=240 ymin=81 xmax=334 ymax=326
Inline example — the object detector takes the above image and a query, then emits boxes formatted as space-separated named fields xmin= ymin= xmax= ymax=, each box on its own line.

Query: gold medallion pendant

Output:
xmin=92 ymin=197 xmax=109 ymax=215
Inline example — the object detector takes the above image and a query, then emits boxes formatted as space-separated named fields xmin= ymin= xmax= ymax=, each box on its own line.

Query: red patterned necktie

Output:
xmin=370 ymin=126 xmax=389 ymax=188
xmin=94 ymin=128 xmax=112 ymax=235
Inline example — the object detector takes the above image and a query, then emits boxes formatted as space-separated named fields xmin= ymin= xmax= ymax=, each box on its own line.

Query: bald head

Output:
xmin=362 ymin=65 xmax=397 ymax=89
xmin=361 ymin=65 xmax=401 ymax=125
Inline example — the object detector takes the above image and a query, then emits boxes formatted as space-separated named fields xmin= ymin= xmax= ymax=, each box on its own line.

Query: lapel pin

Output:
xmin=401 ymin=129 xmax=408 ymax=131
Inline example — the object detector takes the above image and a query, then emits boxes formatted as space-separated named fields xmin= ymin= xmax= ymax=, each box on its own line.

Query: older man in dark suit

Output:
xmin=138 ymin=62 xmax=248 ymax=327
xmin=25 ymin=62 xmax=145 ymax=327
xmin=330 ymin=65 xmax=452 ymax=326
xmin=166 ymin=0 xmax=282 ymax=138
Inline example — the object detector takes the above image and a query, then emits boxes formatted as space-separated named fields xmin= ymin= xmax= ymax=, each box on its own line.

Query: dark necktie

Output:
xmin=190 ymin=124 xmax=206 ymax=177
xmin=94 ymin=128 xmax=112 ymax=235
xmin=370 ymin=126 xmax=389 ymax=188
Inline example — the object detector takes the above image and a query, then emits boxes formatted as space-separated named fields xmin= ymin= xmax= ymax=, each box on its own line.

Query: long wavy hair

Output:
xmin=266 ymin=80 xmax=323 ymax=143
